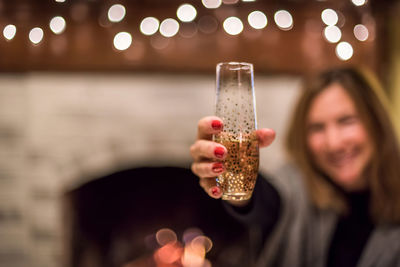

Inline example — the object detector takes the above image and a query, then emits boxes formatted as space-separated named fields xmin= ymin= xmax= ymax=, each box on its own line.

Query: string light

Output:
xmin=108 ymin=4 xmax=126 ymax=23
xmin=223 ymin=17 xmax=243 ymax=35
xmin=274 ymin=10 xmax=293 ymax=30
xmin=248 ymin=11 xmax=267 ymax=29
xmin=113 ymin=32 xmax=132 ymax=50
xmin=336 ymin=41 xmax=353 ymax=61
xmin=201 ymin=0 xmax=222 ymax=9
xmin=321 ymin=9 xmax=338 ymax=26
xmin=354 ymin=24 xmax=369 ymax=41
xmin=29 ymin=27 xmax=44 ymax=44
xmin=177 ymin=4 xmax=197 ymax=22
xmin=323 ymin=25 xmax=341 ymax=43
xmin=3 ymin=24 xmax=17 ymax=40
xmin=140 ymin=17 xmax=159 ymax=36
xmin=159 ymin=18 xmax=179 ymax=37
xmin=352 ymin=0 xmax=367 ymax=6
xmin=49 ymin=16 xmax=66 ymax=34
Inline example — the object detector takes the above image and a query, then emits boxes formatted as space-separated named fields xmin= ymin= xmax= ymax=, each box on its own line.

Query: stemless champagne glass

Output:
xmin=214 ymin=62 xmax=259 ymax=201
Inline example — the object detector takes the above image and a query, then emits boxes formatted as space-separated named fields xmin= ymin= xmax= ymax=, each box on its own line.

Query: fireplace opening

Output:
xmin=63 ymin=166 xmax=255 ymax=267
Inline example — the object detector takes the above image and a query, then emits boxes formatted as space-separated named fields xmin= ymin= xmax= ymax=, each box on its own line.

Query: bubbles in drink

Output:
xmin=214 ymin=132 xmax=259 ymax=201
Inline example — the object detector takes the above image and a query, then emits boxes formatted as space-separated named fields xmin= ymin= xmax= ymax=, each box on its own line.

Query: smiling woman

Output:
xmin=306 ymin=83 xmax=374 ymax=192
xmin=286 ymin=67 xmax=400 ymax=222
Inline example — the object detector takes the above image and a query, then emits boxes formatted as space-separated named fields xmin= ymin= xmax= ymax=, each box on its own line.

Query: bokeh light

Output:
xmin=3 ymin=24 xmax=16 ymax=40
xmin=191 ymin=236 xmax=213 ymax=253
xmin=323 ymin=25 xmax=341 ymax=43
xmin=321 ymin=9 xmax=338 ymax=26
xmin=113 ymin=32 xmax=132 ymax=51
xmin=274 ymin=10 xmax=293 ymax=30
xmin=354 ymin=24 xmax=369 ymax=41
xmin=336 ymin=41 xmax=353 ymax=61
xmin=49 ymin=16 xmax=66 ymax=34
xmin=160 ymin=18 xmax=180 ymax=37
xmin=140 ymin=17 xmax=159 ymax=36
xmin=352 ymin=0 xmax=367 ymax=6
xmin=29 ymin=27 xmax=44 ymax=44
xmin=177 ymin=4 xmax=197 ymax=22
xmin=202 ymin=0 xmax=222 ymax=9
xmin=156 ymin=228 xmax=178 ymax=246
xmin=108 ymin=4 xmax=126 ymax=23
xmin=248 ymin=11 xmax=267 ymax=29
xmin=223 ymin=16 xmax=243 ymax=35
xmin=55 ymin=0 xmax=66 ymax=2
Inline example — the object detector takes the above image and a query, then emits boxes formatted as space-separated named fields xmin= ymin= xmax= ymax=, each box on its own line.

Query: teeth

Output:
xmin=329 ymin=152 xmax=355 ymax=166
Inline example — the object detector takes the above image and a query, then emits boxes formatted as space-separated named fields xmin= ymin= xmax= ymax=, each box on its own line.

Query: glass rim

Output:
xmin=217 ymin=61 xmax=253 ymax=67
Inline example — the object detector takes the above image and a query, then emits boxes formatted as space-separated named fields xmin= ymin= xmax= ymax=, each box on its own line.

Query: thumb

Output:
xmin=256 ymin=128 xmax=276 ymax=148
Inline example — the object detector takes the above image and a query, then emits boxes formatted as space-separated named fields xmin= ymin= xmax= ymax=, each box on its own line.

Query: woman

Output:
xmin=190 ymin=67 xmax=400 ymax=267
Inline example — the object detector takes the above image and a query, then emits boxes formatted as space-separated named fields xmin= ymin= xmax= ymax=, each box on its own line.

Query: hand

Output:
xmin=190 ymin=116 xmax=276 ymax=200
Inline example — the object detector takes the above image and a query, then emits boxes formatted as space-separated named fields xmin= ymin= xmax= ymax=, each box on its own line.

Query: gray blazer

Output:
xmin=255 ymin=165 xmax=400 ymax=267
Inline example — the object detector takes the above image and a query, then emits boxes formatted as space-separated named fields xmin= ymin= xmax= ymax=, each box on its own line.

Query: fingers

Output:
xmin=199 ymin=178 xmax=223 ymax=199
xmin=256 ymin=128 xmax=276 ymax=148
xmin=191 ymin=161 xmax=225 ymax=178
xmin=197 ymin=116 xmax=223 ymax=140
xmin=190 ymin=140 xmax=227 ymax=162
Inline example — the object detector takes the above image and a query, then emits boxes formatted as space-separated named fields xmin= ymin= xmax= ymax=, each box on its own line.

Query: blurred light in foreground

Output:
xmin=154 ymin=242 xmax=182 ymax=265
xmin=182 ymin=243 xmax=205 ymax=267
xmin=177 ymin=4 xmax=197 ymax=22
xmin=50 ymin=16 xmax=66 ymax=34
xmin=354 ymin=24 xmax=369 ymax=41
xmin=140 ymin=17 xmax=159 ymax=35
xmin=202 ymin=0 xmax=222 ymax=9
xmin=29 ymin=27 xmax=44 ymax=44
xmin=3 ymin=24 xmax=16 ymax=40
xmin=321 ymin=9 xmax=338 ymax=26
xmin=156 ymin=228 xmax=178 ymax=246
xmin=108 ymin=4 xmax=126 ymax=23
xmin=192 ymin=236 xmax=213 ymax=253
xmin=113 ymin=32 xmax=132 ymax=50
xmin=223 ymin=16 xmax=243 ymax=35
xmin=248 ymin=11 xmax=267 ymax=29
xmin=324 ymin=25 xmax=341 ymax=43
xmin=160 ymin=18 xmax=179 ymax=37
xmin=183 ymin=228 xmax=204 ymax=244
xmin=336 ymin=41 xmax=353 ymax=61
xmin=242 ymin=0 xmax=256 ymax=2
xmin=274 ymin=10 xmax=293 ymax=30
xmin=55 ymin=0 xmax=66 ymax=2
xmin=352 ymin=0 xmax=367 ymax=6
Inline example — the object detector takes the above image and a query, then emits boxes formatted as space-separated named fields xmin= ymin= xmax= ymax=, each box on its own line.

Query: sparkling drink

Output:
xmin=214 ymin=62 xmax=259 ymax=201
xmin=214 ymin=132 xmax=259 ymax=201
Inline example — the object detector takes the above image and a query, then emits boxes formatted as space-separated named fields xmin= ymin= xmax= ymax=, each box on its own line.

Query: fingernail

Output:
xmin=212 ymin=162 xmax=224 ymax=173
xmin=211 ymin=120 xmax=222 ymax=130
xmin=214 ymin=147 xmax=225 ymax=158
xmin=211 ymin=186 xmax=221 ymax=196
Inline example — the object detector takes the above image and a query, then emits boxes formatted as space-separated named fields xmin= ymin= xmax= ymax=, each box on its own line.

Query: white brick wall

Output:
xmin=0 ymin=72 xmax=301 ymax=267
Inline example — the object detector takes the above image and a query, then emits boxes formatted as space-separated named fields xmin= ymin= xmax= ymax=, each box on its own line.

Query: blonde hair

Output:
xmin=286 ymin=67 xmax=400 ymax=223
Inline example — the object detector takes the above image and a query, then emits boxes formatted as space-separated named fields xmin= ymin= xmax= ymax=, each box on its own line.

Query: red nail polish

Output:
xmin=214 ymin=147 xmax=225 ymax=158
xmin=212 ymin=162 xmax=224 ymax=173
xmin=211 ymin=187 xmax=221 ymax=196
xmin=211 ymin=120 xmax=222 ymax=130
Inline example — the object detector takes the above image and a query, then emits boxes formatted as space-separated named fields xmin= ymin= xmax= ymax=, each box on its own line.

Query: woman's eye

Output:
xmin=339 ymin=116 xmax=358 ymax=125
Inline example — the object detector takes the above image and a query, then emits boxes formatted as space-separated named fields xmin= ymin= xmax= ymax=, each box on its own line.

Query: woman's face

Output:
xmin=306 ymin=83 xmax=374 ymax=191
